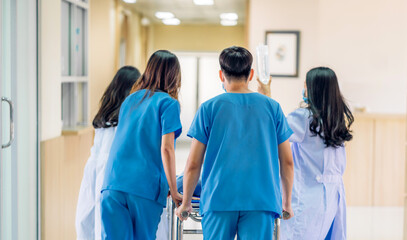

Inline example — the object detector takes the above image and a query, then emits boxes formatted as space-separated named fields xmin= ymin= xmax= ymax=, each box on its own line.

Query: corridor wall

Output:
xmin=152 ymin=24 xmax=245 ymax=52
xmin=248 ymin=0 xmax=407 ymax=207
xmin=248 ymin=0 xmax=407 ymax=115
xmin=40 ymin=0 xmax=151 ymax=239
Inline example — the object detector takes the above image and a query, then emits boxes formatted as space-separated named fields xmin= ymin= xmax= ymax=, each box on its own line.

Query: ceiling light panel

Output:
xmin=155 ymin=12 xmax=175 ymax=19
xmin=220 ymin=13 xmax=238 ymax=21
xmin=193 ymin=0 xmax=214 ymax=6
xmin=220 ymin=19 xmax=237 ymax=26
xmin=163 ymin=18 xmax=181 ymax=25
xmin=123 ymin=0 xmax=137 ymax=3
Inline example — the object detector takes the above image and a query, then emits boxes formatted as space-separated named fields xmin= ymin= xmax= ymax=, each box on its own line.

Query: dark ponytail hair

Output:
xmin=306 ymin=67 xmax=354 ymax=148
xmin=93 ymin=66 xmax=141 ymax=128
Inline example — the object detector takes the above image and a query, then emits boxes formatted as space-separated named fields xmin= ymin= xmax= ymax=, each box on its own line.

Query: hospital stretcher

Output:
xmin=166 ymin=197 xmax=286 ymax=240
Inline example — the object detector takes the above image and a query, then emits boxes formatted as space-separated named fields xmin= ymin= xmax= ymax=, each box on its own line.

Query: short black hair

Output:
xmin=219 ymin=46 xmax=253 ymax=81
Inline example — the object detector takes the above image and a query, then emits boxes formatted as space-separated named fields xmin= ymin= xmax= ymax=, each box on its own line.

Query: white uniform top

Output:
xmin=76 ymin=127 xmax=117 ymax=240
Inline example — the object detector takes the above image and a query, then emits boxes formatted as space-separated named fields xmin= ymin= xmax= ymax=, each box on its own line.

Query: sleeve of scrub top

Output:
xmin=187 ymin=105 xmax=210 ymax=145
xmin=286 ymin=109 xmax=308 ymax=143
xmin=161 ymin=100 xmax=182 ymax=139
xmin=275 ymin=104 xmax=294 ymax=145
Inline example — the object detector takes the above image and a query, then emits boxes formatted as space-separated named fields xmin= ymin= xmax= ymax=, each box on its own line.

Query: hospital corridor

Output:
xmin=1 ymin=0 xmax=407 ymax=239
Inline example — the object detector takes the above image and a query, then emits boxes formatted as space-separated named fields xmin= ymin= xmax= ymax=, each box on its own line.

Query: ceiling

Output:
xmin=121 ymin=0 xmax=246 ymax=25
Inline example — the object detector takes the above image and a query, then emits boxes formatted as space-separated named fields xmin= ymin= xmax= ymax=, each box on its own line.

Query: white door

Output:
xmin=175 ymin=52 xmax=221 ymax=141
xmin=0 ymin=0 xmax=38 ymax=239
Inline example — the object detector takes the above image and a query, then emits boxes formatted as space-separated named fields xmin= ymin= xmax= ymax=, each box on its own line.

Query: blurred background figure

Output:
xmin=1 ymin=0 xmax=406 ymax=240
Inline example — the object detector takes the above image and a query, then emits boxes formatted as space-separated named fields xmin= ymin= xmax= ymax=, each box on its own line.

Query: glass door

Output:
xmin=0 ymin=0 xmax=38 ymax=239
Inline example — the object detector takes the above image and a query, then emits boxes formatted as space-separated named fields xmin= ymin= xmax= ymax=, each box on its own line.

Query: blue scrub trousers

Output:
xmin=201 ymin=211 xmax=275 ymax=240
xmin=100 ymin=190 xmax=163 ymax=240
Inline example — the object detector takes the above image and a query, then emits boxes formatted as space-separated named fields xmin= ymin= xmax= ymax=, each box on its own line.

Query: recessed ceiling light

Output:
xmin=220 ymin=19 xmax=237 ymax=26
xmin=163 ymin=18 xmax=181 ymax=25
xmin=123 ymin=0 xmax=137 ymax=3
xmin=155 ymin=12 xmax=175 ymax=19
xmin=141 ymin=17 xmax=150 ymax=26
xmin=220 ymin=13 xmax=238 ymax=21
xmin=193 ymin=0 xmax=214 ymax=6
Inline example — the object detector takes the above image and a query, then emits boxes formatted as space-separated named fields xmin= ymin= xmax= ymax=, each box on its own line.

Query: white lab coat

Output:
xmin=76 ymin=127 xmax=116 ymax=240
xmin=280 ymin=108 xmax=347 ymax=240
xmin=75 ymin=127 xmax=170 ymax=240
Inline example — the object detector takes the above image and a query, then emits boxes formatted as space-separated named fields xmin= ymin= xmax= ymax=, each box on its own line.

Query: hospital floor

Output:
xmin=175 ymin=142 xmax=405 ymax=240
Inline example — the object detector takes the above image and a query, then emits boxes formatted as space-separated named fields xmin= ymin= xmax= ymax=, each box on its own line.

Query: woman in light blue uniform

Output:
xmin=260 ymin=67 xmax=354 ymax=239
xmin=76 ymin=66 xmax=140 ymax=240
xmin=100 ymin=50 xmax=183 ymax=240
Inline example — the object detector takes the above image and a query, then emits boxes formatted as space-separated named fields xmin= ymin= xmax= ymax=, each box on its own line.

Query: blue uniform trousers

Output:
xmin=201 ymin=211 xmax=275 ymax=240
xmin=100 ymin=190 xmax=163 ymax=240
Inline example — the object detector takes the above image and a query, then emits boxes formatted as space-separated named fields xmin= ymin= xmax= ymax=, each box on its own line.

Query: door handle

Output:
xmin=2 ymin=97 xmax=14 ymax=149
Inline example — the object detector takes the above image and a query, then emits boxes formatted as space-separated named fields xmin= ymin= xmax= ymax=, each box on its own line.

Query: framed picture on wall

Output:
xmin=265 ymin=31 xmax=300 ymax=78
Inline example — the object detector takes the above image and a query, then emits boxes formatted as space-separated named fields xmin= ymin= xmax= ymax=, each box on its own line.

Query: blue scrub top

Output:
xmin=188 ymin=93 xmax=293 ymax=215
xmin=102 ymin=89 xmax=182 ymax=206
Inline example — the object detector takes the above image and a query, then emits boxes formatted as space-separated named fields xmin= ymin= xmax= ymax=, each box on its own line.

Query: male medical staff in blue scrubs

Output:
xmin=176 ymin=46 xmax=295 ymax=240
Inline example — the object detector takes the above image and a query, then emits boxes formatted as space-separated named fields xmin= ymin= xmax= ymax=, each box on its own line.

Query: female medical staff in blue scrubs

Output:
xmin=100 ymin=50 xmax=183 ymax=240
xmin=259 ymin=67 xmax=354 ymax=239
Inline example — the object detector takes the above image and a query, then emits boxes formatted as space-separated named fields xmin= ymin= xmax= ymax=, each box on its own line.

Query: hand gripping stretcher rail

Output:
xmin=166 ymin=197 xmax=289 ymax=240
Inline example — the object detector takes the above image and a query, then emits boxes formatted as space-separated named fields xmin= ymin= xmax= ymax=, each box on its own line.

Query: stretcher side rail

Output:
xmin=168 ymin=197 xmax=284 ymax=240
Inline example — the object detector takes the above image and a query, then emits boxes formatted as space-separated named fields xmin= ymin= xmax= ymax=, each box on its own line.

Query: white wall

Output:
xmin=40 ymin=0 xmax=62 ymax=141
xmin=40 ymin=0 xmax=120 ymax=140
xmin=249 ymin=0 xmax=320 ymax=114
xmin=317 ymin=0 xmax=407 ymax=114
xmin=89 ymin=0 xmax=117 ymax=119
xmin=249 ymin=0 xmax=407 ymax=114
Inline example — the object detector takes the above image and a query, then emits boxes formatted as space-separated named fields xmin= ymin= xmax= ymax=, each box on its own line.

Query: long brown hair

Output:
xmin=93 ymin=66 xmax=141 ymax=128
xmin=131 ymin=50 xmax=181 ymax=100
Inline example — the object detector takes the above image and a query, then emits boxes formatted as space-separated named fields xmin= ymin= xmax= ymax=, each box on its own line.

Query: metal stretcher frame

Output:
xmin=167 ymin=197 xmax=282 ymax=240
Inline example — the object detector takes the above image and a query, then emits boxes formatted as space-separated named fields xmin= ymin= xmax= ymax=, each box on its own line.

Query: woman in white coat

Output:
xmin=75 ymin=66 xmax=140 ymax=240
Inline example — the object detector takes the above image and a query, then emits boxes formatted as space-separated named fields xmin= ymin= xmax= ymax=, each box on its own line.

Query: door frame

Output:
xmin=35 ymin=1 xmax=40 ymax=239
xmin=32 ymin=0 xmax=40 ymax=238
xmin=0 ymin=0 xmax=3 ymax=235
xmin=0 ymin=0 xmax=19 ymax=238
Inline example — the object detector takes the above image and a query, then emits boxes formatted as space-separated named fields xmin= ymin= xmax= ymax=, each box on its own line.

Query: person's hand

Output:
xmin=282 ymin=206 xmax=294 ymax=220
xmin=176 ymin=202 xmax=193 ymax=221
xmin=171 ymin=191 xmax=183 ymax=208
xmin=256 ymin=76 xmax=272 ymax=97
